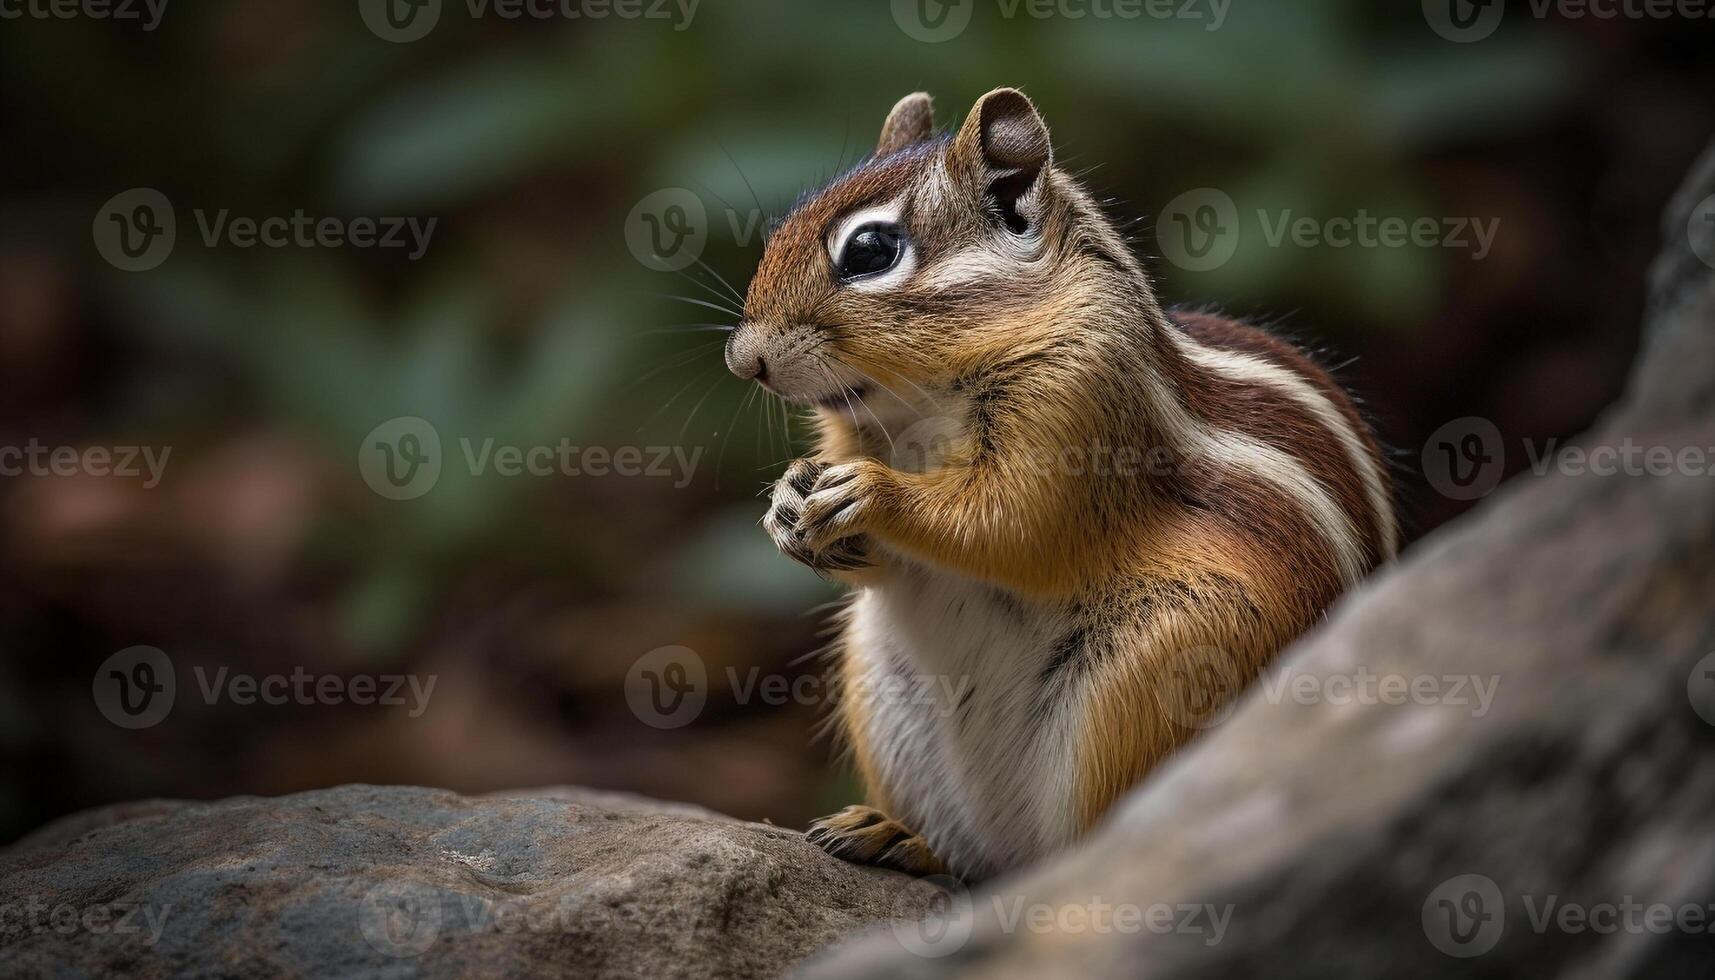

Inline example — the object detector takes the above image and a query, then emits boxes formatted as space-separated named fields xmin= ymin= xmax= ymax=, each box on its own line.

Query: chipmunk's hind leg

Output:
xmin=806 ymin=805 xmax=948 ymax=877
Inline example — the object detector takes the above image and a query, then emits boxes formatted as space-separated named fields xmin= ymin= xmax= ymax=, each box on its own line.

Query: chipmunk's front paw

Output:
xmin=797 ymin=460 xmax=890 ymax=555
xmin=766 ymin=459 xmax=870 ymax=572
xmin=806 ymin=805 xmax=948 ymax=877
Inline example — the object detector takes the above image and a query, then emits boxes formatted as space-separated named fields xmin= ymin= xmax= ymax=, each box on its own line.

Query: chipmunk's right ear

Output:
xmin=952 ymin=88 xmax=1051 ymax=233
xmin=877 ymin=92 xmax=935 ymax=157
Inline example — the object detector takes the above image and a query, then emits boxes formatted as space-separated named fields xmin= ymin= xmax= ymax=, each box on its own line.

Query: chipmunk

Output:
xmin=725 ymin=88 xmax=1396 ymax=882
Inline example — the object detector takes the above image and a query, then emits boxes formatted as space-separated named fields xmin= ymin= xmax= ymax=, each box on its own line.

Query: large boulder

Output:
xmin=0 ymin=784 xmax=934 ymax=979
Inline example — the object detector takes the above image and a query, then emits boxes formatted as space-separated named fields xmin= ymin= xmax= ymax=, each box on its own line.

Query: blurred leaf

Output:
xmin=666 ymin=507 xmax=840 ymax=614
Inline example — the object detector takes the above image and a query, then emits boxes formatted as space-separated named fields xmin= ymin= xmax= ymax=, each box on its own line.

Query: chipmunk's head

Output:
xmin=727 ymin=87 xmax=1141 ymax=429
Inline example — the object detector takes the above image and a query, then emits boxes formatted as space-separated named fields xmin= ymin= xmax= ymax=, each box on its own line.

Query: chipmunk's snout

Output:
xmin=725 ymin=324 xmax=767 ymax=382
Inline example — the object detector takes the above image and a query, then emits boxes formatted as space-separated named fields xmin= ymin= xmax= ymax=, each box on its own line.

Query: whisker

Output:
xmin=885 ymin=370 xmax=944 ymax=413
xmin=716 ymin=381 xmax=761 ymax=490
xmin=757 ymin=383 xmax=771 ymax=466
xmin=627 ymin=340 xmax=724 ymax=388
xmin=672 ymin=266 xmax=742 ymax=311
xmin=826 ymin=357 xmax=928 ymax=421
xmin=638 ymin=364 xmax=721 ymax=431
xmin=659 ymin=293 xmax=743 ymax=318
xmin=813 ymin=351 xmax=895 ymax=457
xmin=689 ymin=254 xmax=747 ymax=308
xmin=635 ymin=324 xmax=735 ymax=336
xmin=781 ymin=388 xmax=798 ymax=459
xmin=857 ymin=390 xmax=895 ymax=457
xmin=677 ymin=371 xmax=728 ymax=443
xmin=719 ymin=140 xmax=770 ymax=235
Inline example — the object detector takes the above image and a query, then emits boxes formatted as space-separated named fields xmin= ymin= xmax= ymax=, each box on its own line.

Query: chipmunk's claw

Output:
xmin=798 ymin=462 xmax=877 ymax=554
xmin=807 ymin=805 xmax=949 ymax=877
xmin=767 ymin=459 xmax=872 ymax=571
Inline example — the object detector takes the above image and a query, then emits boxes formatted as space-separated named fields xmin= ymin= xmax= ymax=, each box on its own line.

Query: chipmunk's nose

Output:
xmin=725 ymin=325 xmax=767 ymax=382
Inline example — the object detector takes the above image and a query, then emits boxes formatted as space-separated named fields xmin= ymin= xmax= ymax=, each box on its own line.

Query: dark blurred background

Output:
xmin=2 ymin=0 xmax=1712 ymax=844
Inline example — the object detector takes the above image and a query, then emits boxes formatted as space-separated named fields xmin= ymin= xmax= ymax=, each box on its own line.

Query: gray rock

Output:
xmin=0 ymin=784 xmax=935 ymax=980
xmin=794 ymin=143 xmax=1715 ymax=980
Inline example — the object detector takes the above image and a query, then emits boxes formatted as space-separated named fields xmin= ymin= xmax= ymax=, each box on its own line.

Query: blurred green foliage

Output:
xmin=3 ymin=0 xmax=1579 ymax=657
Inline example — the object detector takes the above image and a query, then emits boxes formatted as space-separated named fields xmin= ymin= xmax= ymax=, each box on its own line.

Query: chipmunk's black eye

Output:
xmin=836 ymin=222 xmax=906 ymax=282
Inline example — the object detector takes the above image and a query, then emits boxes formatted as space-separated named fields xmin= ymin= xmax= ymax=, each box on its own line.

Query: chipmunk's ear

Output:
xmin=952 ymin=88 xmax=1051 ymax=233
xmin=877 ymin=92 xmax=935 ymax=157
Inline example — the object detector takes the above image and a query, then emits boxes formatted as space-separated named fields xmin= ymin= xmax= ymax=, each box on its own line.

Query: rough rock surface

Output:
xmin=0 ymin=784 xmax=934 ymax=979
xmin=795 ymin=142 xmax=1715 ymax=979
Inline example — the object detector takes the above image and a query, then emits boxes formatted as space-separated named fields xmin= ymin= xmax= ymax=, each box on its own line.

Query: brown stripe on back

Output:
xmin=1163 ymin=310 xmax=1392 ymax=569
xmin=1161 ymin=450 xmax=1349 ymax=619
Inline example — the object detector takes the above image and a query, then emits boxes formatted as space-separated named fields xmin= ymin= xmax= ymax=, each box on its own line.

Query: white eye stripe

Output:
xmin=827 ymin=197 xmax=906 ymax=268
xmin=828 ymin=195 xmax=916 ymax=292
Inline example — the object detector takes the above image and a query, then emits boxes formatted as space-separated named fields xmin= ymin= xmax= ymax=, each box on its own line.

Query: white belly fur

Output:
xmin=846 ymin=558 xmax=1086 ymax=880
